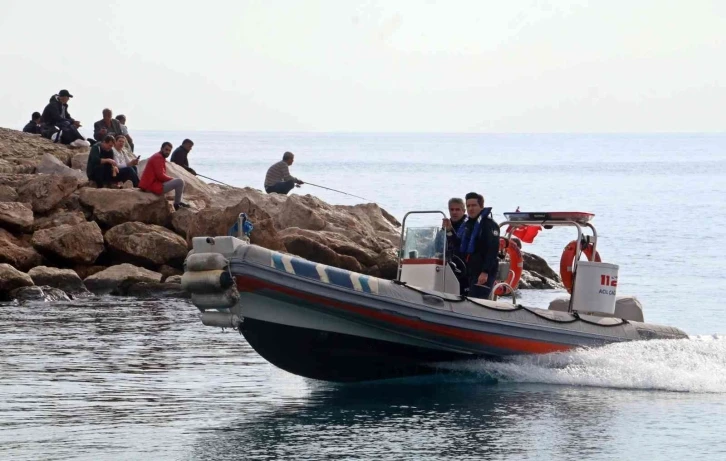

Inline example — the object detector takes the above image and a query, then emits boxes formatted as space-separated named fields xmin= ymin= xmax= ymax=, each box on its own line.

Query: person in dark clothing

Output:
xmin=450 ymin=192 xmax=500 ymax=299
xmin=170 ymin=139 xmax=197 ymax=175
xmin=442 ymin=197 xmax=468 ymax=295
xmin=86 ymin=135 xmax=136 ymax=187
xmin=40 ymin=89 xmax=85 ymax=144
xmin=93 ymin=108 xmax=124 ymax=141
xmin=23 ymin=112 xmax=42 ymax=134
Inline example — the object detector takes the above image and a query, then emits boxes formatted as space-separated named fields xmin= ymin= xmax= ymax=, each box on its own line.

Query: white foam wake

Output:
xmin=445 ymin=335 xmax=726 ymax=393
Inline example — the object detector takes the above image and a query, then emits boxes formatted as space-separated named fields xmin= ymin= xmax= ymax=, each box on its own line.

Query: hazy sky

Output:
xmin=2 ymin=0 xmax=725 ymax=132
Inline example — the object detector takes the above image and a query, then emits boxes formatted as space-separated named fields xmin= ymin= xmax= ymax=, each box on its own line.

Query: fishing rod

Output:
xmin=197 ymin=174 xmax=235 ymax=188
xmin=304 ymin=182 xmax=371 ymax=202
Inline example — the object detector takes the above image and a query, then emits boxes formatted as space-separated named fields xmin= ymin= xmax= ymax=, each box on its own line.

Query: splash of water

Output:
xmin=444 ymin=335 xmax=726 ymax=393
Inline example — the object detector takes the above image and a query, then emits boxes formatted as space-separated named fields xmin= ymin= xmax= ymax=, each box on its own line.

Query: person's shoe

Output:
xmin=177 ymin=202 xmax=190 ymax=208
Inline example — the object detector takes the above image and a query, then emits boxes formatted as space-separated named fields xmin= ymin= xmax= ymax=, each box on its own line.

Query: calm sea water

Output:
xmin=2 ymin=133 xmax=726 ymax=460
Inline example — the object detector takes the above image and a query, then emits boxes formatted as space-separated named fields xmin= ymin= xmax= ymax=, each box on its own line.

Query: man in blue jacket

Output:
xmin=452 ymin=192 xmax=500 ymax=299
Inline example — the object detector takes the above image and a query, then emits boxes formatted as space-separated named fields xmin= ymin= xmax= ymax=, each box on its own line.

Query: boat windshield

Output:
xmin=402 ymin=226 xmax=444 ymax=259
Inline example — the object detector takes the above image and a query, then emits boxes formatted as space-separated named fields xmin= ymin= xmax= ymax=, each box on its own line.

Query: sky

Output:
xmin=1 ymin=0 xmax=725 ymax=132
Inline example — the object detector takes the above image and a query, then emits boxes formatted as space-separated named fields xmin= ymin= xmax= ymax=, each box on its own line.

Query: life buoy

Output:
xmin=559 ymin=240 xmax=602 ymax=293
xmin=495 ymin=237 xmax=523 ymax=295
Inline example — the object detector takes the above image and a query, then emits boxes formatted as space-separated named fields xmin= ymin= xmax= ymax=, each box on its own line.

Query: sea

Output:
xmin=1 ymin=133 xmax=725 ymax=460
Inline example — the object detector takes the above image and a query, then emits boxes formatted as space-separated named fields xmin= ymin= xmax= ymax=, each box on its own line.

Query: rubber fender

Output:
xmin=185 ymin=253 xmax=229 ymax=272
xmin=192 ymin=287 xmax=240 ymax=310
xmin=181 ymin=270 xmax=233 ymax=293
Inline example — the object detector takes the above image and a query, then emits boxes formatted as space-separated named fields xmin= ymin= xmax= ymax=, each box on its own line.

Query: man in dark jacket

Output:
xmin=86 ymin=135 xmax=136 ymax=187
xmin=93 ymin=108 xmax=124 ymax=141
xmin=40 ymin=89 xmax=84 ymax=144
xmin=442 ymin=197 xmax=468 ymax=295
xmin=22 ymin=112 xmax=42 ymax=134
xmin=170 ymin=139 xmax=197 ymax=175
xmin=451 ymin=192 xmax=500 ymax=299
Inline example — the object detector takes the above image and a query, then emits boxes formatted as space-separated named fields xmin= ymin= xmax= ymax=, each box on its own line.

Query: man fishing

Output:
xmin=264 ymin=151 xmax=304 ymax=195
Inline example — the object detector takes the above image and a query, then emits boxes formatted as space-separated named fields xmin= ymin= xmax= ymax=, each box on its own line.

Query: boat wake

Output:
xmin=440 ymin=335 xmax=726 ymax=393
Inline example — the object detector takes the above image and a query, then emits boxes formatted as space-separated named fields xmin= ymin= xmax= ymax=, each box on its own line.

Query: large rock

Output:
xmin=33 ymin=209 xmax=87 ymax=231
xmin=0 ymin=263 xmax=34 ymax=300
xmin=0 ymin=185 xmax=18 ymax=202
xmin=31 ymin=221 xmax=105 ymax=264
xmin=171 ymin=207 xmax=196 ymax=238
xmin=78 ymin=188 xmax=173 ymax=227
xmin=73 ymin=265 xmax=107 ymax=280
xmin=16 ymin=174 xmax=79 ymax=213
xmin=158 ymin=264 xmax=182 ymax=281
xmin=28 ymin=266 xmax=87 ymax=294
xmin=0 ymin=228 xmax=43 ymax=271
xmin=137 ymin=160 xmax=216 ymax=206
xmin=112 ymin=280 xmax=190 ymax=299
xmin=0 ymin=127 xmax=80 ymax=174
xmin=0 ymin=202 xmax=34 ymax=232
xmin=83 ymin=263 xmax=162 ymax=294
xmin=518 ymin=270 xmax=563 ymax=290
xmin=10 ymin=285 xmax=72 ymax=303
xmin=35 ymin=153 xmax=87 ymax=182
xmin=105 ymin=222 xmax=188 ymax=267
xmin=522 ymin=251 xmax=560 ymax=282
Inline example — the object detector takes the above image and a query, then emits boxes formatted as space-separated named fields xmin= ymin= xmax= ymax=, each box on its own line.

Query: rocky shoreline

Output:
xmin=0 ymin=127 xmax=562 ymax=302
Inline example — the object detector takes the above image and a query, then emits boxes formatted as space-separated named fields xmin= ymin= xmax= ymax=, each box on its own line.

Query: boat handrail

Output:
xmin=488 ymin=282 xmax=517 ymax=305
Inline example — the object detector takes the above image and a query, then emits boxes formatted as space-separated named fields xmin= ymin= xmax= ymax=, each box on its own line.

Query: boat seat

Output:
xmin=548 ymin=295 xmax=644 ymax=322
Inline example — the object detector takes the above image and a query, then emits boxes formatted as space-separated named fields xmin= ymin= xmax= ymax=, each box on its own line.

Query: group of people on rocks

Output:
xmin=442 ymin=193 xmax=500 ymax=299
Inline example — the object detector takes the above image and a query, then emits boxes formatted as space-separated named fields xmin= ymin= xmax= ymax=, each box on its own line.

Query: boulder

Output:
xmin=71 ymin=152 xmax=89 ymax=171
xmin=104 ymin=222 xmax=188 ymax=267
xmin=0 ymin=127 xmax=79 ymax=174
xmin=165 ymin=275 xmax=182 ymax=284
xmin=28 ymin=266 xmax=88 ymax=294
xmin=33 ymin=209 xmax=87 ymax=231
xmin=0 ymin=263 xmax=34 ymax=300
xmin=31 ymin=221 xmax=105 ymax=264
xmin=73 ymin=265 xmax=107 ymax=280
xmin=0 ymin=185 xmax=18 ymax=202
xmin=522 ymin=251 xmax=561 ymax=282
xmin=112 ymin=280 xmax=190 ymax=299
xmin=518 ymin=270 xmax=563 ymax=290
xmin=0 ymin=228 xmax=43 ymax=271
xmin=16 ymin=174 xmax=79 ymax=213
xmin=83 ymin=263 xmax=163 ymax=295
xmin=35 ymin=153 xmax=87 ymax=182
xmin=0 ymin=202 xmax=34 ymax=232
xmin=10 ymin=285 xmax=72 ymax=303
xmin=78 ymin=188 xmax=173 ymax=227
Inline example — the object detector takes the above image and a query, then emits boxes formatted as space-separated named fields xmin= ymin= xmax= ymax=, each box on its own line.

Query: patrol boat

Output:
xmin=182 ymin=211 xmax=687 ymax=382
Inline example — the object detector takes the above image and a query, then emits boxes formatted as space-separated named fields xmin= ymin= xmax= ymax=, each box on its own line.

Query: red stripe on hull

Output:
xmin=236 ymin=275 xmax=572 ymax=355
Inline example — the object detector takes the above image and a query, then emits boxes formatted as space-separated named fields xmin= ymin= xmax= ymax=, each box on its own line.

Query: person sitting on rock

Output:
xmin=112 ymin=135 xmax=140 ymax=187
xmin=170 ymin=139 xmax=197 ymax=175
xmin=93 ymin=108 xmax=124 ymax=142
xmin=139 ymin=142 xmax=190 ymax=210
xmin=23 ymin=112 xmax=42 ymax=134
xmin=264 ymin=151 xmax=304 ymax=195
xmin=115 ymin=114 xmax=134 ymax=152
xmin=86 ymin=135 xmax=138 ymax=188
xmin=40 ymin=89 xmax=88 ymax=146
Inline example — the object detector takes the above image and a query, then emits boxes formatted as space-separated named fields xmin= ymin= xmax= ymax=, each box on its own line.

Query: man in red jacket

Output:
xmin=139 ymin=142 xmax=189 ymax=210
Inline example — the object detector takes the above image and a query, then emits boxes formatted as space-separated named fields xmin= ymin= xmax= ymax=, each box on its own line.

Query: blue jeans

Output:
xmin=265 ymin=180 xmax=295 ymax=195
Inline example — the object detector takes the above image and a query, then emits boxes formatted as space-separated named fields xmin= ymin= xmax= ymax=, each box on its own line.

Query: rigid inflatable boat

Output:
xmin=183 ymin=211 xmax=687 ymax=382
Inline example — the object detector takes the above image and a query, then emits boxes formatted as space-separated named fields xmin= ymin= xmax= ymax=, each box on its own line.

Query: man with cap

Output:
xmin=40 ymin=89 xmax=86 ymax=145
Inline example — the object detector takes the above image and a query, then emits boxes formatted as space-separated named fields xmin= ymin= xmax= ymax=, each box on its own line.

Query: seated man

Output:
xmin=94 ymin=108 xmax=124 ymax=141
xmin=23 ymin=112 xmax=42 ymax=134
xmin=40 ymin=89 xmax=87 ymax=145
xmin=112 ymin=135 xmax=140 ymax=187
xmin=264 ymin=151 xmax=304 ymax=195
xmin=139 ymin=142 xmax=189 ymax=210
xmin=115 ymin=114 xmax=134 ymax=152
xmin=86 ymin=135 xmax=137 ymax=188
xmin=170 ymin=139 xmax=197 ymax=175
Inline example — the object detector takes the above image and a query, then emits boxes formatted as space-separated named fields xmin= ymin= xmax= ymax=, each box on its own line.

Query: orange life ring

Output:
xmin=495 ymin=237 xmax=523 ymax=295
xmin=559 ymin=240 xmax=602 ymax=293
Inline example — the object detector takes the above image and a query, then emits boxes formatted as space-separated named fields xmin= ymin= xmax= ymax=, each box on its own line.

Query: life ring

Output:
xmin=559 ymin=240 xmax=602 ymax=293
xmin=495 ymin=237 xmax=523 ymax=296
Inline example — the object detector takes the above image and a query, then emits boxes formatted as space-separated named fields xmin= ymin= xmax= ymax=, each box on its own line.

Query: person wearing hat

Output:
xmin=40 ymin=89 xmax=86 ymax=145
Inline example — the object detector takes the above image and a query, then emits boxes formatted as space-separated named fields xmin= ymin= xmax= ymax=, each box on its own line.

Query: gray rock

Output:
xmin=35 ymin=153 xmax=87 ymax=182
xmin=522 ymin=251 xmax=561 ymax=282
xmin=28 ymin=266 xmax=88 ymax=294
xmin=112 ymin=280 xmax=189 ymax=299
xmin=84 ymin=263 xmax=162 ymax=295
xmin=0 ymin=202 xmax=34 ymax=232
xmin=0 ymin=263 xmax=34 ymax=300
xmin=31 ymin=221 xmax=105 ymax=265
